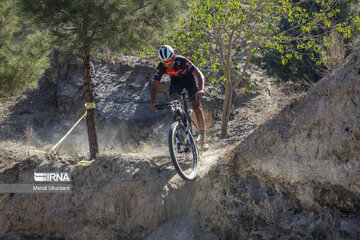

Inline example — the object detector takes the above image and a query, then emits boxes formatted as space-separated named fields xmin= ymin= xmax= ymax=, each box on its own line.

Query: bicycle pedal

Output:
xmin=178 ymin=147 xmax=190 ymax=153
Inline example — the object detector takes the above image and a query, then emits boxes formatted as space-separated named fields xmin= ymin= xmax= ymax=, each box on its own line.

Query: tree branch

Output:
xmin=231 ymin=41 xmax=258 ymax=92
xmin=230 ymin=1 xmax=266 ymax=39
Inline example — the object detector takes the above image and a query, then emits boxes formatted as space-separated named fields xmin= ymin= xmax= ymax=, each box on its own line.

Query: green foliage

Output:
xmin=257 ymin=0 xmax=360 ymax=86
xmin=0 ymin=0 xmax=51 ymax=95
xmin=171 ymin=0 xmax=356 ymax=138
xmin=17 ymin=0 xmax=190 ymax=55
xmin=173 ymin=0 xmax=356 ymax=86
xmin=255 ymin=51 xmax=322 ymax=88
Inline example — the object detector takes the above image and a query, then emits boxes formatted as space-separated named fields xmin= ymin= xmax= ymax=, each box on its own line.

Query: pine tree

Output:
xmin=17 ymin=0 xmax=187 ymax=159
xmin=0 ymin=0 xmax=51 ymax=95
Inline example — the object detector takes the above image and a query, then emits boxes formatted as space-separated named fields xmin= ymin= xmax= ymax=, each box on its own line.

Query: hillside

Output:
xmin=0 ymin=45 xmax=359 ymax=240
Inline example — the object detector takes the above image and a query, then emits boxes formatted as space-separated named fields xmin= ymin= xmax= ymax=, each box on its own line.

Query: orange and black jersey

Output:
xmin=154 ymin=55 xmax=196 ymax=81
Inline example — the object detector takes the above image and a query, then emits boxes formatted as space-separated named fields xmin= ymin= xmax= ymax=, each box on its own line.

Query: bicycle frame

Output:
xmin=155 ymin=89 xmax=199 ymax=148
xmin=181 ymin=91 xmax=193 ymax=133
xmin=170 ymin=97 xmax=192 ymax=153
xmin=154 ymin=90 xmax=199 ymax=180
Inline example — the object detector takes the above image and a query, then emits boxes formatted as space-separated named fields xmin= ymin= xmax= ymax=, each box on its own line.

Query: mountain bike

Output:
xmin=155 ymin=90 xmax=201 ymax=181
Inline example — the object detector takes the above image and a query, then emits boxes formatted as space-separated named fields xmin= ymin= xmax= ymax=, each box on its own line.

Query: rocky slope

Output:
xmin=0 ymin=56 xmax=221 ymax=154
xmin=0 ymin=45 xmax=360 ymax=239
xmin=192 ymin=45 xmax=360 ymax=239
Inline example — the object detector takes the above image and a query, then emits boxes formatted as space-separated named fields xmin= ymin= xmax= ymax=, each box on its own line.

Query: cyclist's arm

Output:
xmin=192 ymin=67 xmax=205 ymax=91
xmin=150 ymin=80 xmax=160 ymax=104
xmin=151 ymin=63 xmax=166 ymax=104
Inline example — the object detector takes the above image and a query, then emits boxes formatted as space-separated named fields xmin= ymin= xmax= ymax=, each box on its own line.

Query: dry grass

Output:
xmin=190 ymin=109 xmax=213 ymax=130
xmin=103 ymin=142 xmax=154 ymax=154
xmin=26 ymin=124 xmax=33 ymax=146
xmin=236 ymin=88 xmax=247 ymax=98
xmin=56 ymin=147 xmax=80 ymax=157
xmin=139 ymin=143 xmax=153 ymax=154
xmin=124 ymin=144 xmax=136 ymax=153
xmin=323 ymin=29 xmax=345 ymax=71
xmin=204 ymin=110 xmax=214 ymax=129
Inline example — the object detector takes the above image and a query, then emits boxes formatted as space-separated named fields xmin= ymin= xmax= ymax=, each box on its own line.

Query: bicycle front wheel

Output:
xmin=168 ymin=121 xmax=198 ymax=180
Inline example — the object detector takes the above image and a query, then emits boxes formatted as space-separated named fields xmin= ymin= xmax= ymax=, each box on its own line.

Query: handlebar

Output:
xmin=154 ymin=96 xmax=198 ymax=111
xmin=154 ymin=87 xmax=202 ymax=111
xmin=154 ymin=103 xmax=170 ymax=110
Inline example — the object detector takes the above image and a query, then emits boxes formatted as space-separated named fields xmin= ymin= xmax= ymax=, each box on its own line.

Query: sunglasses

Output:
xmin=162 ymin=59 xmax=173 ymax=64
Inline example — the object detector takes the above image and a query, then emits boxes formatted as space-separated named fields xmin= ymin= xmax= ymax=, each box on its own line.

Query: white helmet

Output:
xmin=158 ymin=45 xmax=174 ymax=62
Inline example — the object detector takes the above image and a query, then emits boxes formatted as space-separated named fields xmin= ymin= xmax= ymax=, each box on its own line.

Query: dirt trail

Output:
xmin=118 ymin=68 xmax=300 ymax=239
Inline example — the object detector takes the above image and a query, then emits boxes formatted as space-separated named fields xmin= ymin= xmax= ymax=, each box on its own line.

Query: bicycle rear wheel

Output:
xmin=168 ymin=121 xmax=198 ymax=180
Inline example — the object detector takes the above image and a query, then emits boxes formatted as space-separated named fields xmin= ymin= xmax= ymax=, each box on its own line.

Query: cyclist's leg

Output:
xmin=188 ymin=86 xmax=209 ymax=150
xmin=169 ymin=81 xmax=182 ymax=101
xmin=188 ymin=86 xmax=205 ymax=132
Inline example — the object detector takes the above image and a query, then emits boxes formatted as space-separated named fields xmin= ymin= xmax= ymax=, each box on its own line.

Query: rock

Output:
xmin=234 ymin=45 xmax=360 ymax=212
xmin=339 ymin=220 xmax=358 ymax=238
xmin=192 ymin=45 xmax=360 ymax=239
xmin=53 ymin=57 xmax=219 ymax=124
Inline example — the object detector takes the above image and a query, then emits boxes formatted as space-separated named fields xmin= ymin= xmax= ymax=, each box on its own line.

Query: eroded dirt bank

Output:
xmin=1 ymin=46 xmax=360 ymax=239
xmin=0 ymin=149 xmax=197 ymax=239
xmin=190 ymin=46 xmax=360 ymax=239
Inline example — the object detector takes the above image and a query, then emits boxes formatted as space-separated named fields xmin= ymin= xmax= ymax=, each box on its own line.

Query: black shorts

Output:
xmin=169 ymin=73 xmax=198 ymax=99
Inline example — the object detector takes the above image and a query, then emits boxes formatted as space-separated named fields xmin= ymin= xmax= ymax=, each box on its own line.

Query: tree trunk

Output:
xmin=83 ymin=43 xmax=99 ymax=159
xmin=220 ymin=66 xmax=232 ymax=139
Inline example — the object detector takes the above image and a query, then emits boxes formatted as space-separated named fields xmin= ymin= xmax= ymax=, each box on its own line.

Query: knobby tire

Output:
xmin=168 ymin=121 xmax=198 ymax=180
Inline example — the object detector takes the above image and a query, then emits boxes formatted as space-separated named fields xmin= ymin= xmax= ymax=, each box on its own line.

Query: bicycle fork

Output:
xmin=174 ymin=119 xmax=191 ymax=153
xmin=176 ymin=131 xmax=191 ymax=153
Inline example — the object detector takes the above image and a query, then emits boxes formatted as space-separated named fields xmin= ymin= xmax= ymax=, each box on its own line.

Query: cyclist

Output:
xmin=149 ymin=45 xmax=209 ymax=151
